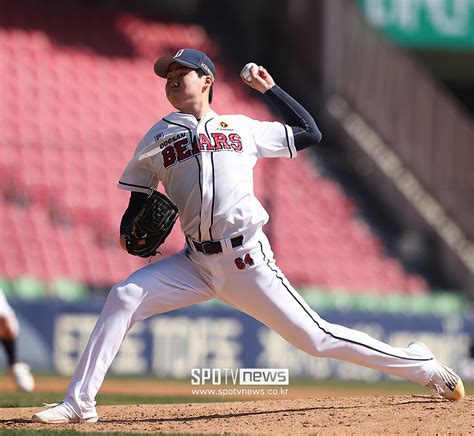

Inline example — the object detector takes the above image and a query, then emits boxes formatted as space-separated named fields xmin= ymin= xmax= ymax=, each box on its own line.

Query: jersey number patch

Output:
xmin=235 ymin=253 xmax=255 ymax=270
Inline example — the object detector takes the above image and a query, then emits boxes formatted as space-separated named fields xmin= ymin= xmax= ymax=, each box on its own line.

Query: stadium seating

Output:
xmin=0 ymin=0 xmax=427 ymax=294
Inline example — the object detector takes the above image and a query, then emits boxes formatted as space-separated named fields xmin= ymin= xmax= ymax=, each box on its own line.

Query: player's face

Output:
xmin=165 ymin=63 xmax=208 ymax=110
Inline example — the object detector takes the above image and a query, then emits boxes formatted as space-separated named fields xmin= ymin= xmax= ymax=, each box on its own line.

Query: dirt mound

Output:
xmin=0 ymin=396 xmax=472 ymax=434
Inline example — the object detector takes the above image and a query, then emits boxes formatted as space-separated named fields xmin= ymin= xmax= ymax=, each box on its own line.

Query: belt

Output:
xmin=188 ymin=235 xmax=244 ymax=255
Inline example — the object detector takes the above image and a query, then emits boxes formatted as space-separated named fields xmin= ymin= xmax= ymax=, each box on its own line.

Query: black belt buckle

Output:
xmin=200 ymin=241 xmax=222 ymax=255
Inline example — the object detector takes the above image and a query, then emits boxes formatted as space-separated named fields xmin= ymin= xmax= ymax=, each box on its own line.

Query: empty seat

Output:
xmin=0 ymin=2 xmax=428 ymax=294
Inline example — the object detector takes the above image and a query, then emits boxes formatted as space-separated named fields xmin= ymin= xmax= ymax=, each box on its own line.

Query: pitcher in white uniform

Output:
xmin=32 ymin=48 xmax=464 ymax=424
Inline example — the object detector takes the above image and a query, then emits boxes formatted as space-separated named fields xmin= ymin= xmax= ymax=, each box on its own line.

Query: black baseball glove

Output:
xmin=124 ymin=189 xmax=178 ymax=258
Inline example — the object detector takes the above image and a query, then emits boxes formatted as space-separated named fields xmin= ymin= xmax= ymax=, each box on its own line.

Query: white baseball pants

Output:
xmin=64 ymin=228 xmax=435 ymax=419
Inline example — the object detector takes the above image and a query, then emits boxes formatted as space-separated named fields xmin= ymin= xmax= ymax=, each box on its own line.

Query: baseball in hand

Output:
xmin=241 ymin=62 xmax=258 ymax=81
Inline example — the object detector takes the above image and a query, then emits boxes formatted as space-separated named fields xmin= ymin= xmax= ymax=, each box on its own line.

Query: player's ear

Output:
xmin=202 ymin=76 xmax=212 ymax=94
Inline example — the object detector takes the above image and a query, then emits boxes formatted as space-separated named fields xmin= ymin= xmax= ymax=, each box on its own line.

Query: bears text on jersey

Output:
xmin=162 ymin=132 xmax=243 ymax=168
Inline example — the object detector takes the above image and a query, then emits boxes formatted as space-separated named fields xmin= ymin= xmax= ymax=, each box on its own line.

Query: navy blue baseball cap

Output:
xmin=154 ymin=48 xmax=216 ymax=81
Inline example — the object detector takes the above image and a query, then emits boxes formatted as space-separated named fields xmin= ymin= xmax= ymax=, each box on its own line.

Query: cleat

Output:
xmin=409 ymin=341 xmax=465 ymax=401
xmin=31 ymin=402 xmax=98 ymax=423
xmin=9 ymin=362 xmax=34 ymax=392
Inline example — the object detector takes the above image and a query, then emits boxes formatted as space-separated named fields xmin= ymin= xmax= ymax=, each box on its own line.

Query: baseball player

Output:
xmin=0 ymin=288 xmax=34 ymax=392
xmin=33 ymin=48 xmax=464 ymax=423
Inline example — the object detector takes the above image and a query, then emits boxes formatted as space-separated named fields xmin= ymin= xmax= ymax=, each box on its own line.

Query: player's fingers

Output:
xmin=249 ymin=65 xmax=262 ymax=79
xmin=251 ymin=66 xmax=267 ymax=82
xmin=240 ymin=72 xmax=251 ymax=83
xmin=241 ymin=69 xmax=261 ymax=87
xmin=259 ymin=67 xmax=269 ymax=79
xmin=241 ymin=65 xmax=270 ymax=93
xmin=259 ymin=67 xmax=275 ymax=87
xmin=240 ymin=75 xmax=255 ymax=89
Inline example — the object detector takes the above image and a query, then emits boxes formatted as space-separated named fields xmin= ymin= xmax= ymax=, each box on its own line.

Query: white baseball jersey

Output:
xmin=62 ymin=109 xmax=440 ymax=420
xmin=118 ymin=110 xmax=296 ymax=241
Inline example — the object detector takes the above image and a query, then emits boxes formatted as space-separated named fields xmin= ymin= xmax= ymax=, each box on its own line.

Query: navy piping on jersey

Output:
xmin=194 ymin=154 xmax=203 ymax=241
xmin=204 ymin=117 xmax=216 ymax=241
xmin=209 ymin=152 xmax=216 ymax=240
xmin=257 ymin=242 xmax=434 ymax=363
xmin=163 ymin=117 xmax=203 ymax=241
xmin=280 ymin=122 xmax=292 ymax=158
xmin=118 ymin=181 xmax=152 ymax=192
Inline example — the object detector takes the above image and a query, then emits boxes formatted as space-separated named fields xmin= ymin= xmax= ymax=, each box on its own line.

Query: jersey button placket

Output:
xmin=197 ymin=124 xmax=214 ymax=242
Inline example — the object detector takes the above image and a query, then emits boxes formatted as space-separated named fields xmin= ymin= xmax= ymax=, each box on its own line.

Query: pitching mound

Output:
xmin=0 ymin=396 xmax=472 ymax=434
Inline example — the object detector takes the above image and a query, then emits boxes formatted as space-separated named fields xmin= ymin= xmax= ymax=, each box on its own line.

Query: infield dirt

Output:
xmin=1 ymin=376 xmax=473 ymax=434
xmin=0 ymin=396 xmax=473 ymax=434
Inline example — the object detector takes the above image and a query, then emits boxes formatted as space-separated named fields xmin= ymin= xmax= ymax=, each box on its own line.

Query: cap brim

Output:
xmin=153 ymin=56 xmax=199 ymax=78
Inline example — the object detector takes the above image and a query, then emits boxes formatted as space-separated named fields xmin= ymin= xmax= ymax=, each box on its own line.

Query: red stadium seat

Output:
xmin=0 ymin=2 xmax=428 ymax=294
